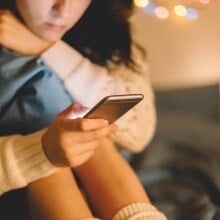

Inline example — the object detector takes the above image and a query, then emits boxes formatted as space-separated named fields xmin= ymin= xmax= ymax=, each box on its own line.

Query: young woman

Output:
xmin=0 ymin=0 xmax=166 ymax=219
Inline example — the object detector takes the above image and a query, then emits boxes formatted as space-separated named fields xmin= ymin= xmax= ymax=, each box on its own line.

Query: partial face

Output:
xmin=16 ymin=0 xmax=91 ymax=42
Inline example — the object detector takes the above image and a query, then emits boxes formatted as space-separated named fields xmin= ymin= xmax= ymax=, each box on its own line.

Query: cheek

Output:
xmin=22 ymin=11 xmax=49 ymax=36
xmin=16 ymin=1 xmax=47 ymax=25
xmin=21 ymin=13 xmax=44 ymax=36
xmin=68 ymin=3 xmax=91 ymax=28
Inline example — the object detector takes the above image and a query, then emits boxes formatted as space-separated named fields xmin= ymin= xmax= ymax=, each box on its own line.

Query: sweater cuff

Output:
xmin=41 ymin=41 xmax=124 ymax=108
xmin=41 ymin=41 xmax=84 ymax=80
xmin=12 ymin=129 xmax=59 ymax=186
xmin=113 ymin=203 xmax=167 ymax=220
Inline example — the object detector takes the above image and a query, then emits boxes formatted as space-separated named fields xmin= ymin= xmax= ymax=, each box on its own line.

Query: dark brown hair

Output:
xmin=0 ymin=0 xmax=140 ymax=69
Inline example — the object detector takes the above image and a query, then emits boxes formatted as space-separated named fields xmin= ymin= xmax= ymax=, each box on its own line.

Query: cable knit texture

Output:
xmin=0 ymin=41 xmax=155 ymax=196
xmin=42 ymin=41 xmax=156 ymax=152
xmin=112 ymin=203 xmax=167 ymax=220
xmin=75 ymin=203 xmax=167 ymax=220
xmin=0 ymin=130 xmax=59 ymax=195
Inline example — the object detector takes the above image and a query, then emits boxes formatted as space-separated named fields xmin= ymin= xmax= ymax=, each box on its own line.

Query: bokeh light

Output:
xmin=174 ymin=5 xmax=187 ymax=17
xmin=155 ymin=6 xmax=169 ymax=19
xmin=144 ymin=2 xmax=157 ymax=14
xmin=198 ymin=0 xmax=210 ymax=4
xmin=134 ymin=0 xmax=149 ymax=7
xmin=186 ymin=8 xmax=199 ymax=20
xmin=135 ymin=0 xmax=210 ymax=21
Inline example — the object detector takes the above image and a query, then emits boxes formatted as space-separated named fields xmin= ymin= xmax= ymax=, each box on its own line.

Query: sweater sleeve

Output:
xmin=41 ymin=41 xmax=156 ymax=152
xmin=0 ymin=130 xmax=59 ymax=195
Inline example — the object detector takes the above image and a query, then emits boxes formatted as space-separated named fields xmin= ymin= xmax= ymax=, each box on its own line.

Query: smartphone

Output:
xmin=83 ymin=94 xmax=144 ymax=123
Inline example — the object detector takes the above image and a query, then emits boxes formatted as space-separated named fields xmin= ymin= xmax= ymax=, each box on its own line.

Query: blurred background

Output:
xmin=129 ymin=1 xmax=220 ymax=220
xmin=131 ymin=0 xmax=220 ymax=89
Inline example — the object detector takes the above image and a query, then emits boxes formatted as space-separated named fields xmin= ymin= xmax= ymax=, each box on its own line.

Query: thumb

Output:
xmin=60 ymin=103 xmax=89 ymax=119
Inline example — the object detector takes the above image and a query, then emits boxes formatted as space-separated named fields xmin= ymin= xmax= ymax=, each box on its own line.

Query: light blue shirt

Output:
xmin=0 ymin=47 xmax=73 ymax=135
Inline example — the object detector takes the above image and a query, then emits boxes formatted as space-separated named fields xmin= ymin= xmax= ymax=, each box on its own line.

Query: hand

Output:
xmin=0 ymin=10 xmax=52 ymax=55
xmin=42 ymin=104 xmax=118 ymax=168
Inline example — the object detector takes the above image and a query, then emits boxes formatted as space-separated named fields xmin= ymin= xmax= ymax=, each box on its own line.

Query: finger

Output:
xmin=0 ymin=17 xmax=25 ymax=48
xmin=59 ymin=103 xmax=80 ymax=117
xmin=0 ymin=23 xmax=12 ymax=46
xmin=0 ymin=10 xmax=11 ymax=17
xmin=59 ymin=103 xmax=88 ymax=119
xmin=69 ymin=150 xmax=95 ymax=167
xmin=60 ymin=117 xmax=109 ymax=132
xmin=68 ymin=140 xmax=100 ymax=156
xmin=77 ymin=118 xmax=109 ymax=131
xmin=80 ymin=123 xmax=118 ymax=142
xmin=58 ymin=123 xmax=117 ymax=144
xmin=0 ymin=10 xmax=18 ymax=25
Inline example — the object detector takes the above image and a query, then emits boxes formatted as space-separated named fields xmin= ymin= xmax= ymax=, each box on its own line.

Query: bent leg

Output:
xmin=75 ymin=138 xmax=150 ymax=220
xmin=26 ymin=168 xmax=93 ymax=220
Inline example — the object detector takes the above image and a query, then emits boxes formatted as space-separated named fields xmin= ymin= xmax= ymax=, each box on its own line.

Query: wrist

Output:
xmin=33 ymin=39 xmax=53 ymax=55
xmin=12 ymin=129 xmax=59 ymax=187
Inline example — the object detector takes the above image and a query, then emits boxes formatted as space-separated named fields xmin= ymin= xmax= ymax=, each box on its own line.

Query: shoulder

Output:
xmin=107 ymin=45 xmax=150 ymax=90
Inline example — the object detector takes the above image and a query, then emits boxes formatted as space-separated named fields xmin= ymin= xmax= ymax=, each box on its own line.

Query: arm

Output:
xmin=0 ymin=130 xmax=58 ymax=195
xmin=0 ymin=105 xmax=117 ymax=196
xmin=0 ymin=11 xmax=156 ymax=152
xmin=0 ymin=45 xmax=116 ymax=195
xmin=41 ymin=42 xmax=156 ymax=152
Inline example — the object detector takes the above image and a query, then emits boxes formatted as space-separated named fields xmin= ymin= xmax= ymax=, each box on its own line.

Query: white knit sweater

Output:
xmin=0 ymin=41 xmax=156 ymax=195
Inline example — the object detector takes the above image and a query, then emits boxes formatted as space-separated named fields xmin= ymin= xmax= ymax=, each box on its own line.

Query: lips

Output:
xmin=46 ymin=23 xmax=66 ymax=31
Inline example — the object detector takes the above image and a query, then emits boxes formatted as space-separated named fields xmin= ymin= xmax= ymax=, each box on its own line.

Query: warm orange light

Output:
xmin=174 ymin=5 xmax=187 ymax=17
xmin=198 ymin=0 xmax=210 ymax=4
xmin=134 ymin=0 xmax=149 ymax=7
xmin=155 ymin=7 xmax=169 ymax=19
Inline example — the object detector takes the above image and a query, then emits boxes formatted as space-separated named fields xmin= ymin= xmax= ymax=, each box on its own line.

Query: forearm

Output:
xmin=41 ymin=41 xmax=156 ymax=152
xmin=41 ymin=41 xmax=124 ymax=107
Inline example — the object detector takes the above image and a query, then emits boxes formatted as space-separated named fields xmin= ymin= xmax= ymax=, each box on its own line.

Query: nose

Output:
xmin=52 ymin=0 xmax=71 ymax=19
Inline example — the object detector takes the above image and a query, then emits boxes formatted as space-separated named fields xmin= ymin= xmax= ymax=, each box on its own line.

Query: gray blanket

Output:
xmin=131 ymin=85 xmax=220 ymax=220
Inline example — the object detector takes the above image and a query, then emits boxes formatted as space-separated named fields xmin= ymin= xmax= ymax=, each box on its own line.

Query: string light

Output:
xmin=144 ymin=2 xmax=157 ymax=14
xmin=186 ymin=8 xmax=199 ymax=20
xmin=155 ymin=7 xmax=169 ymax=19
xmin=134 ymin=0 xmax=149 ymax=7
xmin=133 ymin=0 xmax=212 ymax=21
xmin=198 ymin=0 xmax=210 ymax=4
xmin=174 ymin=5 xmax=187 ymax=17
